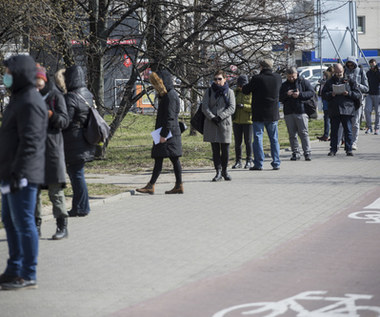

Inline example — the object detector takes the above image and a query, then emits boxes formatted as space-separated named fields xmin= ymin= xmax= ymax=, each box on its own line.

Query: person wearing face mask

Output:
xmin=0 ymin=55 xmax=48 ymax=290
xmin=364 ymin=59 xmax=380 ymax=135
xmin=34 ymin=64 xmax=70 ymax=240
xmin=322 ymin=63 xmax=361 ymax=156
xmin=202 ymin=70 xmax=236 ymax=182
xmin=279 ymin=67 xmax=314 ymax=161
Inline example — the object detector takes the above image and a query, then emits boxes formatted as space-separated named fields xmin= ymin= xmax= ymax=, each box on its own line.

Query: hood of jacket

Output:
xmin=345 ymin=56 xmax=358 ymax=69
xmin=65 ymin=65 xmax=86 ymax=92
xmin=156 ymin=69 xmax=174 ymax=92
xmin=3 ymin=55 xmax=36 ymax=93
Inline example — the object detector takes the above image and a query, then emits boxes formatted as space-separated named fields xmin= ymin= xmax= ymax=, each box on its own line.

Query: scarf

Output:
xmin=211 ymin=82 xmax=230 ymax=105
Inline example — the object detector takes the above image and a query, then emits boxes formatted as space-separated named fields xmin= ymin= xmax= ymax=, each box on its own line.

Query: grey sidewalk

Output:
xmin=1 ymin=131 xmax=380 ymax=317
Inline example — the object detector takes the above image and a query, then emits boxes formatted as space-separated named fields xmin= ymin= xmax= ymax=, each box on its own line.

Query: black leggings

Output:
xmin=211 ymin=142 xmax=230 ymax=170
xmin=149 ymin=156 xmax=182 ymax=185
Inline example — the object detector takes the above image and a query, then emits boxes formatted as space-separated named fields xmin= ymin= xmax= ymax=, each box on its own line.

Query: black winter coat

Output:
xmin=322 ymin=76 xmax=361 ymax=117
xmin=43 ymin=85 xmax=69 ymax=185
xmin=242 ymin=69 xmax=282 ymax=122
xmin=151 ymin=70 xmax=182 ymax=158
xmin=0 ymin=55 xmax=48 ymax=184
xmin=367 ymin=69 xmax=380 ymax=95
xmin=62 ymin=65 xmax=95 ymax=165
xmin=280 ymin=77 xmax=314 ymax=115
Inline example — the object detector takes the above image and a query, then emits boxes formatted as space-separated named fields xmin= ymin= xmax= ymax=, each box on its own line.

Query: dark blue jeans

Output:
xmin=330 ymin=115 xmax=353 ymax=153
xmin=1 ymin=183 xmax=39 ymax=280
xmin=66 ymin=162 xmax=90 ymax=215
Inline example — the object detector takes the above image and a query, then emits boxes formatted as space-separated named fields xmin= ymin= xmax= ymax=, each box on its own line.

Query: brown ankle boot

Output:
xmin=165 ymin=183 xmax=184 ymax=194
xmin=136 ymin=183 xmax=155 ymax=195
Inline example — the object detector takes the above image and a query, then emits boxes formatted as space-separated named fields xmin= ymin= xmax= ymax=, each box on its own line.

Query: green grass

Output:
xmin=86 ymin=113 xmax=324 ymax=174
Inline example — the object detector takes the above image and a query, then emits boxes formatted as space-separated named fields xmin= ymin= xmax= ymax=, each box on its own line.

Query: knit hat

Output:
xmin=36 ymin=63 xmax=47 ymax=82
xmin=259 ymin=59 xmax=274 ymax=70
xmin=237 ymin=75 xmax=248 ymax=87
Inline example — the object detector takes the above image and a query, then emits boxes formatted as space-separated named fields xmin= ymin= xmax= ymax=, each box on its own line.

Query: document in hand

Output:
xmin=332 ymin=84 xmax=346 ymax=95
xmin=151 ymin=127 xmax=173 ymax=145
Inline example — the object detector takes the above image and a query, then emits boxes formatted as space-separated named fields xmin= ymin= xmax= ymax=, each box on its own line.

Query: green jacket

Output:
xmin=233 ymin=89 xmax=252 ymax=124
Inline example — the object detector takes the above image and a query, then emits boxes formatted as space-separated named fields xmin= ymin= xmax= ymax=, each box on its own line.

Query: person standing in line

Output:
xmin=62 ymin=65 xmax=95 ymax=217
xmin=317 ymin=67 xmax=333 ymax=141
xmin=202 ymin=70 xmax=236 ymax=181
xmin=232 ymin=75 xmax=253 ymax=169
xmin=34 ymin=64 xmax=70 ymax=239
xmin=364 ymin=59 xmax=380 ymax=135
xmin=242 ymin=59 xmax=282 ymax=170
xmin=322 ymin=63 xmax=361 ymax=156
xmin=344 ymin=56 xmax=369 ymax=150
xmin=0 ymin=55 xmax=48 ymax=290
xmin=280 ymin=67 xmax=313 ymax=161
xmin=136 ymin=70 xmax=183 ymax=194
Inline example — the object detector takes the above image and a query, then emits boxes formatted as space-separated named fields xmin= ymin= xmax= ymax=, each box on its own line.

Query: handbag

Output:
xmin=190 ymin=105 xmax=205 ymax=134
xmin=179 ymin=121 xmax=187 ymax=133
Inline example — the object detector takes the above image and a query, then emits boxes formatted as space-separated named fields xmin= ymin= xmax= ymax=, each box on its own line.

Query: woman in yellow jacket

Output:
xmin=232 ymin=75 xmax=253 ymax=169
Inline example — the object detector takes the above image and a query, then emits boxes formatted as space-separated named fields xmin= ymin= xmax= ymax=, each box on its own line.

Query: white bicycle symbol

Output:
xmin=348 ymin=211 xmax=380 ymax=224
xmin=212 ymin=291 xmax=380 ymax=316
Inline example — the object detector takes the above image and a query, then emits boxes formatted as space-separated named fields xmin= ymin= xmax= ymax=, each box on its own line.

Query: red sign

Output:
xmin=123 ymin=55 xmax=132 ymax=68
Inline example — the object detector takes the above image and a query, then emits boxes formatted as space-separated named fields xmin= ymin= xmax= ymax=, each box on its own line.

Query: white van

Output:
xmin=297 ymin=66 xmax=327 ymax=81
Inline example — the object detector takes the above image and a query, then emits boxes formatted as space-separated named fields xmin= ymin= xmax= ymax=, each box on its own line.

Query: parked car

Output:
xmin=297 ymin=66 xmax=327 ymax=92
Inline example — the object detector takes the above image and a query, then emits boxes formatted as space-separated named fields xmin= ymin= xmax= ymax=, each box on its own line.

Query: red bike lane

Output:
xmin=113 ymin=187 xmax=380 ymax=317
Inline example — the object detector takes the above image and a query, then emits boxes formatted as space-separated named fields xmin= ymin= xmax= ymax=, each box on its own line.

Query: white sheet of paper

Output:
xmin=332 ymin=84 xmax=346 ymax=95
xmin=151 ymin=127 xmax=172 ymax=145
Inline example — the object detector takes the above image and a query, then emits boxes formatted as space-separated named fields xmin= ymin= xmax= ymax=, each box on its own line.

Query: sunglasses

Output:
xmin=214 ymin=77 xmax=223 ymax=81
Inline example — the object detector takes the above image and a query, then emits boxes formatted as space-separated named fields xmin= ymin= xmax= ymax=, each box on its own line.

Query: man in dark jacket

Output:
xmin=280 ymin=67 xmax=314 ymax=161
xmin=242 ymin=59 xmax=282 ymax=170
xmin=0 ymin=55 xmax=48 ymax=290
xmin=62 ymin=65 xmax=95 ymax=217
xmin=322 ymin=63 xmax=361 ymax=156
xmin=35 ymin=64 xmax=70 ymax=240
xmin=365 ymin=59 xmax=380 ymax=134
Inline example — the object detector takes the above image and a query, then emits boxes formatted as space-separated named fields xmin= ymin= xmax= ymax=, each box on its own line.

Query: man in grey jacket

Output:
xmin=344 ymin=56 xmax=369 ymax=150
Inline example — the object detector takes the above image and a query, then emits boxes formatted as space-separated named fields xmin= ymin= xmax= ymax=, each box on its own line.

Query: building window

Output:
xmin=357 ymin=16 xmax=365 ymax=33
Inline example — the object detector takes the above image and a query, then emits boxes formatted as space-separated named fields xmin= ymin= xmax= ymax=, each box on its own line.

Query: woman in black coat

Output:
xmin=62 ymin=65 xmax=95 ymax=216
xmin=136 ymin=70 xmax=183 ymax=195
xmin=35 ymin=65 xmax=70 ymax=239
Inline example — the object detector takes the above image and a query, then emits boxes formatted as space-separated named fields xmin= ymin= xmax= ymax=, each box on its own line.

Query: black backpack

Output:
xmin=76 ymin=93 xmax=110 ymax=145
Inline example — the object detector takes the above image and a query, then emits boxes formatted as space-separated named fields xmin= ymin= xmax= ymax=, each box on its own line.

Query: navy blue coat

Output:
xmin=0 ymin=55 xmax=48 ymax=184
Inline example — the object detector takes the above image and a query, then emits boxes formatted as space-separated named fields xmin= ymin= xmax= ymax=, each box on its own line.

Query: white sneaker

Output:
xmin=352 ymin=142 xmax=357 ymax=150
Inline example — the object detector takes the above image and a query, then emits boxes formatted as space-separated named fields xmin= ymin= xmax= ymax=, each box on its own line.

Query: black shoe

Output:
xmin=244 ymin=160 xmax=253 ymax=169
xmin=346 ymin=151 xmax=354 ymax=156
xmin=249 ymin=166 xmax=263 ymax=171
xmin=0 ymin=274 xmax=19 ymax=285
xmin=304 ymin=154 xmax=311 ymax=161
xmin=221 ymin=170 xmax=232 ymax=181
xmin=272 ymin=166 xmax=280 ymax=170
xmin=290 ymin=153 xmax=300 ymax=161
xmin=68 ymin=210 xmax=88 ymax=217
xmin=328 ymin=151 xmax=336 ymax=156
xmin=212 ymin=170 xmax=223 ymax=182
xmin=232 ymin=161 xmax=242 ymax=169
xmin=52 ymin=217 xmax=68 ymax=240
xmin=1 ymin=277 xmax=37 ymax=290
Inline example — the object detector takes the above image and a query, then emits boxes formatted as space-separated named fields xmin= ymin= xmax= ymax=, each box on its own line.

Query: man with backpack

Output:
xmin=280 ymin=67 xmax=314 ymax=161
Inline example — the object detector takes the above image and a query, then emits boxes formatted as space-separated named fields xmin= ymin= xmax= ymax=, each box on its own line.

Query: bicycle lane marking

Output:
xmin=111 ymin=187 xmax=380 ymax=317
